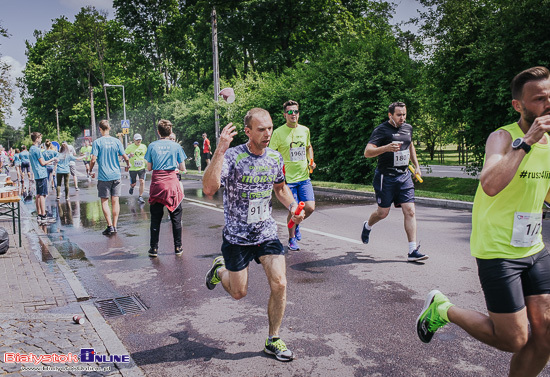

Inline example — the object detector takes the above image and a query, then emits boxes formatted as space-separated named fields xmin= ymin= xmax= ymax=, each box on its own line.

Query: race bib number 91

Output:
xmin=511 ymin=212 xmax=542 ymax=247
xmin=247 ymin=198 xmax=270 ymax=224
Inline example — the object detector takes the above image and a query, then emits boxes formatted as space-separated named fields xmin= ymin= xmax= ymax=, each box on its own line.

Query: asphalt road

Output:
xmin=23 ymin=168 xmax=550 ymax=377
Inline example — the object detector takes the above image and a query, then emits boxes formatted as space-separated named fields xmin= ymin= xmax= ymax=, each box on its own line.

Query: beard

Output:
xmin=521 ymin=103 xmax=550 ymax=124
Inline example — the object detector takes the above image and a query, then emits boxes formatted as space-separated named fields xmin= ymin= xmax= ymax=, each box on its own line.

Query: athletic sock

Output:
xmin=408 ymin=242 xmax=417 ymax=254
xmin=438 ymin=301 xmax=454 ymax=322
xmin=364 ymin=223 xmax=372 ymax=231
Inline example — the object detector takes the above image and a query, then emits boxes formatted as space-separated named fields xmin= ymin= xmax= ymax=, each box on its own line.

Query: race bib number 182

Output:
xmin=393 ymin=149 xmax=410 ymax=167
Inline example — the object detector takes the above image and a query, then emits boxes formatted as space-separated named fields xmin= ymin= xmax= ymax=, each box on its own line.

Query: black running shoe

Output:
xmin=175 ymin=246 xmax=183 ymax=256
xmin=44 ymin=215 xmax=56 ymax=223
xmin=38 ymin=215 xmax=55 ymax=224
xmin=129 ymin=186 xmax=134 ymax=195
xmin=408 ymin=245 xmax=429 ymax=262
xmin=361 ymin=221 xmax=371 ymax=244
xmin=205 ymin=256 xmax=225 ymax=290
xmin=102 ymin=226 xmax=115 ymax=236
xmin=148 ymin=248 xmax=158 ymax=257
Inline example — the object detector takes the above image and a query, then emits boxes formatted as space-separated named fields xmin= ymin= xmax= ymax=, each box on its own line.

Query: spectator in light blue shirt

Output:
xmin=56 ymin=142 xmax=84 ymax=200
xmin=89 ymin=120 xmax=130 ymax=236
xmin=19 ymin=145 xmax=31 ymax=185
xmin=29 ymin=132 xmax=56 ymax=224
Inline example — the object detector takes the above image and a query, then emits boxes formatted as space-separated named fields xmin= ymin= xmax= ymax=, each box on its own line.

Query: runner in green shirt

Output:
xmin=125 ymin=133 xmax=148 ymax=203
xmin=80 ymin=139 xmax=93 ymax=178
xmin=269 ymin=100 xmax=316 ymax=251
xmin=193 ymin=141 xmax=201 ymax=172
xmin=417 ymin=66 xmax=550 ymax=377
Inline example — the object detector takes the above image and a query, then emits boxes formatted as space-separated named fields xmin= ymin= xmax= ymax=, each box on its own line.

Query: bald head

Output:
xmin=244 ymin=108 xmax=271 ymax=129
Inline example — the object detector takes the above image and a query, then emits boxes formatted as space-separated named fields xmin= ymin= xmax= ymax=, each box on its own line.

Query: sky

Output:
xmin=0 ymin=0 xmax=423 ymax=130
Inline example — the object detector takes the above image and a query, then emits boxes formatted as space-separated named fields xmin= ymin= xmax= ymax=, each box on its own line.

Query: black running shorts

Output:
xmin=476 ymin=248 xmax=550 ymax=313
xmin=221 ymin=236 xmax=284 ymax=272
xmin=372 ymin=169 xmax=415 ymax=208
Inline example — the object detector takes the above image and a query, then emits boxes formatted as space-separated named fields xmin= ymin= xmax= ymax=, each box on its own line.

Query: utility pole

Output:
xmin=90 ymin=81 xmax=97 ymax=141
xmin=56 ymin=108 xmax=60 ymax=140
xmin=211 ymin=6 xmax=220 ymax=146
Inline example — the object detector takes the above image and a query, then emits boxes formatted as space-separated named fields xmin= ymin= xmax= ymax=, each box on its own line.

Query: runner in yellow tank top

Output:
xmin=417 ymin=67 xmax=550 ymax=377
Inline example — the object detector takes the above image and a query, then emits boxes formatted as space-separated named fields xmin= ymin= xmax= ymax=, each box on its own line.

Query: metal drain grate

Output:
xmin=95 ymin=295 xmax=148 ymax=318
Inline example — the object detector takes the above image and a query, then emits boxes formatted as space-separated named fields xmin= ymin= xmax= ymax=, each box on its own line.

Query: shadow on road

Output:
xmin=131 ymin=330 xmax=266 ymax=365
xmin=289 ymin=251 xmax=419 ymax=274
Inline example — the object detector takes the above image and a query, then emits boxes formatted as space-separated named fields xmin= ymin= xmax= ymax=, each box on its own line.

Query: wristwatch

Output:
xmin=511 ymin=137 xmax=531 ymax=153
xmin=288 ymin=201 xmax=297 ymax=212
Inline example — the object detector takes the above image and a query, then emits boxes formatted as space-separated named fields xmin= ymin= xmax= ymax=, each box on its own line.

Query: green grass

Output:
xmin=183 ymin=169 xmax=202 ymax=175
xmin=414 ymin=176 xmax=478 ymax=201
xmin=312 ymin=176 xmax=479 ymax=202
xmin=184 ymin=170 xmax=479 ymax=203
xmin=417 ymin=144 xmax=472 ymax=166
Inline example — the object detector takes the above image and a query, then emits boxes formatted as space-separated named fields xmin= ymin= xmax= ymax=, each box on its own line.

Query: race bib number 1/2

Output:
xmin=511 ymin=212 xmax=542 ymax=247
xmin=247 ymin=198 xmax=270 ymax=224
xmin=394 ymin=149 xmax=410 ymax=167
xmin=290 ymin=146 xmax=306 ymax=162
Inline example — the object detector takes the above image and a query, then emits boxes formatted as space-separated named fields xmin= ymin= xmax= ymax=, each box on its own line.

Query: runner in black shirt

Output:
xmin=360 ymin=102 xmax=428 ymax=262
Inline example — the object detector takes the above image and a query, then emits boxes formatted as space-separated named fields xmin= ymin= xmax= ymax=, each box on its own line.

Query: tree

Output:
xmin=417 ymin=0 xmax=550 ymax=165
xmin=113 ymin=0 xmax=179 ymax=95
xmin=0 ymin=22 xmax=13 ymax=123
xmin=18 ymin=9 xmax=138 ymax=140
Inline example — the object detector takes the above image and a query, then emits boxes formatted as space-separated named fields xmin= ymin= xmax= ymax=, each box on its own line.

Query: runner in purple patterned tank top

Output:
xmin=203 ymin=108 xmax=305 ymax=362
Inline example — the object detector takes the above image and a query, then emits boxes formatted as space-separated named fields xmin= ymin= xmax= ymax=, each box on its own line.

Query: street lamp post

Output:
xmin=211 ymin=7 xmax=220 ymax=146
xmin=104 ymin=83 xmax=128 ymax=147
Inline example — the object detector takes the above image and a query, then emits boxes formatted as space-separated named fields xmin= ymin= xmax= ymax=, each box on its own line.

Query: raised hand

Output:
xmin=217 ymin=123 xmax=238 ymax=154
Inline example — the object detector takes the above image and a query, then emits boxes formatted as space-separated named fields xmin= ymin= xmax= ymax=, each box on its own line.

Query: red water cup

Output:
xmin=73 ymin=315 xmax=86 ymax=324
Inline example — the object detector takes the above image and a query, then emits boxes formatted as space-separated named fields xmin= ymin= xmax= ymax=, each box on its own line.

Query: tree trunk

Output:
xmin=89 ymin=72 xmax=97 ymax=140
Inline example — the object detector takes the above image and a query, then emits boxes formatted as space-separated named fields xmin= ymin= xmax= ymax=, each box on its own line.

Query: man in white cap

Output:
xmin=125 ymin=133 xmax=147 ymax=203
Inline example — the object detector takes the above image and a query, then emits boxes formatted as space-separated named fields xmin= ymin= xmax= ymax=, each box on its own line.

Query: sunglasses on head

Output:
xmin=286 ymin=110 xmax=299 ymax=115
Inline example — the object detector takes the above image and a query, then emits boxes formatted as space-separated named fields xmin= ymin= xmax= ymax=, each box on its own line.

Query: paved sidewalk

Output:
xmin=0 ymin=197 xmax=144 ymax=376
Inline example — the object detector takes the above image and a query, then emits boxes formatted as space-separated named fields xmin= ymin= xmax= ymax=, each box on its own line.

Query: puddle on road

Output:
xmin=52 ymin=238 xmax=89 ymax=261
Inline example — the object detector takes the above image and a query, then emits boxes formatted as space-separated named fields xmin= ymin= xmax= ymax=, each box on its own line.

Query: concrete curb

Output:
xmin=182 ymin=174 xmax=474 ymax=212
xmin=21 ymin=202 xmax=144 ymax=376
xmin=314 ymin=186 xmax=473 ymax=211
xmin=81 ymin=303 xmax=145 ymax=377
xmin=38 ymin=234 xmax=90 ymax=301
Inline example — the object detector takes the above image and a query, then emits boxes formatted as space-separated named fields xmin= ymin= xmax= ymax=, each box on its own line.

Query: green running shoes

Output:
xmin=205 ymin=256 xmax=225 ymax=290
xmin=416 ymin=289 xmax=453 ymax=343
xmin=264 ymin=337 xmax=294 ymax=362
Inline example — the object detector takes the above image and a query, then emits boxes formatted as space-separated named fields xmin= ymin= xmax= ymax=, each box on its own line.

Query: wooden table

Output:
xmin=0 ymin=196 xmax=22 ymax=247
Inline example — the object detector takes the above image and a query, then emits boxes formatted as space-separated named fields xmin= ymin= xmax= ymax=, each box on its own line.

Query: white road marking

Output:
xmin=183 ymin=197 xmax=363 ymax=245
